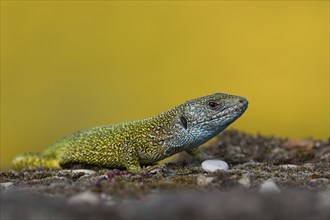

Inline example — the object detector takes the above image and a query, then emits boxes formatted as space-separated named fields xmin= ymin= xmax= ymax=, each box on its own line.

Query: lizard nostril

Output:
xmin=239 ymin=98 xmax=245 ymax=104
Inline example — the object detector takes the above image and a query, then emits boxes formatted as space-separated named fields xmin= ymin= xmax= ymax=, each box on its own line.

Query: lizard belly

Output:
xmin=137 ymin=144 xmax=166 ymax=165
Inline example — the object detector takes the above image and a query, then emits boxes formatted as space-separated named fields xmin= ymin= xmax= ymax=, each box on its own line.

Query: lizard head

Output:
xmin=165 ymin=93 xmax=248 ymax=152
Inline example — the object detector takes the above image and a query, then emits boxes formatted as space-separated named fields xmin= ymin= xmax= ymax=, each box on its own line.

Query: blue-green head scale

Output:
xmin=163 ymin=93 xmax=248 ymax=155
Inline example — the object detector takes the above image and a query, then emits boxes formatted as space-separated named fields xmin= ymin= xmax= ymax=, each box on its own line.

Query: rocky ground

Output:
xmin=1 ymin=130 xmax=329 ymax=220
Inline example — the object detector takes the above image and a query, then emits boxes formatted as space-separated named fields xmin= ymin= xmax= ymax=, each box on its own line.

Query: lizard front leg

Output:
xmin=185 ymin=147 xmax=208 ymax=161
xmin=123 ymin=145 xmax=142 ymax=174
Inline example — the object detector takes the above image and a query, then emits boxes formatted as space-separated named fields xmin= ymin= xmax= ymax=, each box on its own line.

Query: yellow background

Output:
xmin=1 ymin=1 xmax=329 ymax=170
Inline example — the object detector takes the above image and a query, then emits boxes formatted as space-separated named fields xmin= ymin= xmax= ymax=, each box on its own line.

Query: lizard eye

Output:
xmin=208 ymin=101 xmax=219 ymax=109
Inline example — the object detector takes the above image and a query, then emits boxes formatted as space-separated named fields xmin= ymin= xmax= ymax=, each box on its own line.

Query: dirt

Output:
xmin=1 ymin=130 xmax=329 ymax=220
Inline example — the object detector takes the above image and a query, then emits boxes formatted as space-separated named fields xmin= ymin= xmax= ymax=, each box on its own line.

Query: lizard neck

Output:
xmin=147 ymin=107 xmax=198 ymax=156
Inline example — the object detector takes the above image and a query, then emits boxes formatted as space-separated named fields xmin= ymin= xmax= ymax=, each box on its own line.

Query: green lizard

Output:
xmin=12 ymin=93 xmax=248 ymax=173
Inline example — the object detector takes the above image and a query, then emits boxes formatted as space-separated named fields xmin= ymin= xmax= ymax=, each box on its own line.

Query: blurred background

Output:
xmin=1 ymin=1 xmax=329 ymax=170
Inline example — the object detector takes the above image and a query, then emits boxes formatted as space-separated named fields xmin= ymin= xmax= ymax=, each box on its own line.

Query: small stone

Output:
xmin=303 ymin=163 xmax=315 ymax=169
xmin=68 ymin=191 xmax=100 ymax=205
xmin=0 ymin=182 xmax=14 ymax=189
xmin=279 ymin=164 xmax=298 ymax=169
xmin=201 ymin=159 xmax=229 ymax=172
xmin=197 ymin=175 xmax=214 ymax=186
xmin=283 ymin=139 xmax=314 ymax=150
xmin=259 ymin=179 xmax=281 ymax=193
xmin=238 ymin=174 xmax=251 ymax=188
xmin=69 ymin=169 xmax=96 ymax=175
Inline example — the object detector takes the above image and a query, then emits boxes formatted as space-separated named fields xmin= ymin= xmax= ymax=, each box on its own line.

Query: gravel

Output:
xmin=1 ymin=129 xmax=329 ymax=220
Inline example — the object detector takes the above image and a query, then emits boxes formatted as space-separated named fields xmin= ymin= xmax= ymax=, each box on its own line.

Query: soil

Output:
xmin=1 ymin=130 xmax=329 ymax=220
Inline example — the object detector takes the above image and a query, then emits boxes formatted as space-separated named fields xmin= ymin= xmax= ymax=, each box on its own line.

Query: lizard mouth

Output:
xmin=219 ymin=99 xmax=248 ymax=119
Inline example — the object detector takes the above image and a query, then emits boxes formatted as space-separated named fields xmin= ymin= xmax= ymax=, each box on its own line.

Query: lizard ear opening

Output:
xmin=180 ymin=116 xmax=188 ymax=129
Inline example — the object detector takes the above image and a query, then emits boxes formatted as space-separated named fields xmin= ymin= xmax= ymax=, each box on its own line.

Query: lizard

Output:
xmin=12 ymin=92 xmax=248 ymax=173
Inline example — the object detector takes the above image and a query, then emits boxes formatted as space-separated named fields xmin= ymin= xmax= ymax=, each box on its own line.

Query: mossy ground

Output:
xmin=1 ymin=130 xmax=329 ymax=220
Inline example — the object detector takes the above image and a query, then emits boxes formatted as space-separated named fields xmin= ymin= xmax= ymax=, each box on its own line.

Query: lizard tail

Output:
xmin=12 ymin=152 xmax=61 ymax=171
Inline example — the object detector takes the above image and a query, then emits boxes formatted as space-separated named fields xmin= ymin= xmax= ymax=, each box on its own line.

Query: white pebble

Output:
xmin=70 ymin=169 xmax=96 ymax=175
xmin=259 ymin=179 xmax=281 ymax=193
xmin=63 ymin=169 xmax=96 ymax=175
xmin=201 ymin=159 xmax=229 ymax=172
xmin=0 ymin=182 xmax=14 ymax=189
xmin=279 ymin=164 xmax=298 ymax=169
xmin=68 ymin=191 xmax=100 ymax=205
